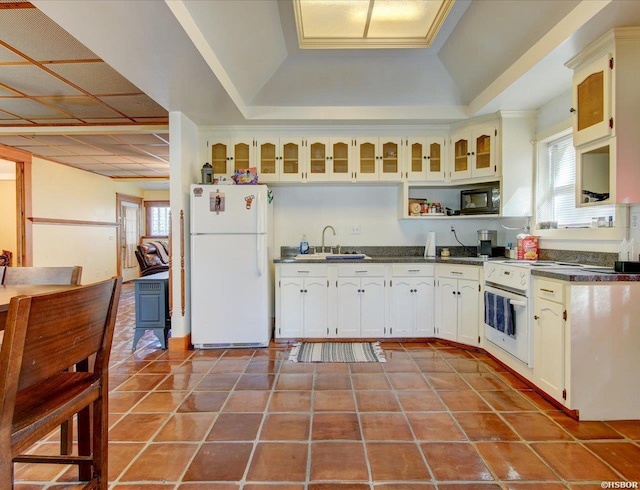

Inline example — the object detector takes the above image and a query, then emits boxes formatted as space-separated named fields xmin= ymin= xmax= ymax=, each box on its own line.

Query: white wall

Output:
xmin=0 ymin=179 xmax=17 ymax=259
xmin=536 ymin=90 xmax=572 ymax=134
xmin=272 ymin=185 xmax=527 ymax=254
xmin=30 ymin=157 xmax=145 ymax=283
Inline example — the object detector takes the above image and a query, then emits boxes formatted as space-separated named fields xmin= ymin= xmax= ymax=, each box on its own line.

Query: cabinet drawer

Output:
xmin=337 ymin=264 xmax=386 ymax=277
xmin=436 ymin=264 xmax=480 ymax=280
xmin=279 ymin=264 xmax=328 ymax=277
xmin=535 ymin=279 xmax=565 ymax=304
xmin=391 ymin=264 xmax=434 ymax=276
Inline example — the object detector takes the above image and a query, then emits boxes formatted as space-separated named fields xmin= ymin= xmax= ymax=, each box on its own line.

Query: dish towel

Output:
xmin=484 ymin=291 xmax=515 ymax=336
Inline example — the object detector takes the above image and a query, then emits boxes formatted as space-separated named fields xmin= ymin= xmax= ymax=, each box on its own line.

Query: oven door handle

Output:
xmin=509 ymin=299 xmax=527 ymax=307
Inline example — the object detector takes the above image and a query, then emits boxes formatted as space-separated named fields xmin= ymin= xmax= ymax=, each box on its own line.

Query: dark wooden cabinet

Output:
xmin=133 ymin=272 xmax=170 ymax=349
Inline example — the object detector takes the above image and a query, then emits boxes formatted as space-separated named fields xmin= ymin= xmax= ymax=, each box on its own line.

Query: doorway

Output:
xmin=117 ymin=194 xmax=143 ymax=282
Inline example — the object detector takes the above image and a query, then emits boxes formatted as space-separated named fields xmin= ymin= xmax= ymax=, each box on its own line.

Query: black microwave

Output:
xmin=460 ymin=186 xmax=500 ymax=215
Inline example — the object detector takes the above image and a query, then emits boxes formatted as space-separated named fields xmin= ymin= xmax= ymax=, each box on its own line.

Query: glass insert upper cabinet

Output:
xmin=449 ymin=126 xmax=496 ymax=181
xmin=406 ymin=137 xmax=446 ymax=182
xmin=256 ymin=137 xmax=305 ymax=182
xmin=354 ymin=137 xmax=402 ymax=182
xmin=566 ymin=27 xmax=640 ymax=205
xmin=570 ymin=51 xmax=612 ymax=148
xmin=209 ymin=138 xmax=255 ymax=177
xmin=305 ymin=137 xmax=352 ymax=182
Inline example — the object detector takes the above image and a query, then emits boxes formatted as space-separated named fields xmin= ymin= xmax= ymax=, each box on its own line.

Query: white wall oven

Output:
xmin=483 ymin=261 xmax=534 ymax=367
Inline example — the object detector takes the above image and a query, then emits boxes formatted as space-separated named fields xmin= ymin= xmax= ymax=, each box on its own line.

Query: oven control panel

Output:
xmin=484 ymin=263 xmax=531 ymax=292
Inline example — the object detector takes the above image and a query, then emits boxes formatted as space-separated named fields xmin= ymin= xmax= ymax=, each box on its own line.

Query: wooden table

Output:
xmin=0 ymin=285 xmax=77 ymax=331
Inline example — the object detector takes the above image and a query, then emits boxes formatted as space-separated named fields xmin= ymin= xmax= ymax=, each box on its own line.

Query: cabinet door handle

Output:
xmin=569 ymin=107 xmax=576 ymax=113
xmin=452 ymin=291 xmax=456 ymax=295
xmin=540 ymin=288 xmax=555 ymax=293
xmin=457 ymin=291 xmax=461 ymax=295
xmin=451 ymin=271 xmax=463 ymax=275
xmin=534 ymin=315 xmax=540 ymax=320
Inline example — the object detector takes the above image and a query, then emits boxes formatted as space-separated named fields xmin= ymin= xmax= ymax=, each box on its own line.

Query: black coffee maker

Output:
xmin=477 ymin=229 xmax=497 ymax=257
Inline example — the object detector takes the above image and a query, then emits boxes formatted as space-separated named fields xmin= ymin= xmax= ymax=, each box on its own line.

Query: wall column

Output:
xmin=168 ymin=111 xmax=199 ymax=350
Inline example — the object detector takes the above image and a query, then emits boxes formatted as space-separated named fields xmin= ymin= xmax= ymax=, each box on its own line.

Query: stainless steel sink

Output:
xmin=294 ymin=253 xmax=370 ymax=260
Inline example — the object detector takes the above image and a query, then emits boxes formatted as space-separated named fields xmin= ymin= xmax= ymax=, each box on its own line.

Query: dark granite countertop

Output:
xmin=275 ymin=246 xmax=634 ymax=281
xmin=532 ymin=268 xmax=640 ymax=282
xmin=274 ymin=256 xmax=492 ymax=266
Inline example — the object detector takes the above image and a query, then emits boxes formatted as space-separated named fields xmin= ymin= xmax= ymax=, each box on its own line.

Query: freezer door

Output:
xmin=190 ymin=184 xmax=268 ymax=235
xmin=191 ymin=234 xmax=270 ymax=347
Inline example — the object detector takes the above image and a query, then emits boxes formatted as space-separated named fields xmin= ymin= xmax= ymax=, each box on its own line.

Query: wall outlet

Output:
xmin=631 ymin=213 xmax=640 ymax=229
xmin=351 ymin=224 xmax=361 ymax=235
xmin=450 ymin=225 xmax=455 ymax=232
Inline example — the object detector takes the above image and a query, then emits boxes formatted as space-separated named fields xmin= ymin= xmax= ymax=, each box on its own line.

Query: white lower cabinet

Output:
xmin=435 ymin=265 xmax=480 ymax=346
xmin=390 ymin=265 xmax=435 ymax=337
xmin=336 ymin=265 xmax=386 ymax=337
xmin=276 ymin=265 xmax=328 ymax=338
xmin=277 ymin=262 xmax=475 ymax=346
xmin=533 ymin=279 xmax=566 ymax=403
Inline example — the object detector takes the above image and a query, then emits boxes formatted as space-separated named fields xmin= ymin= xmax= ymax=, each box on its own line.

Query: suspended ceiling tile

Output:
xmin=0 ymin=8 xmax=100 ymax=61
xmin=98 ymin=95 xmax=167 ymax=118
xmin=71 ymin=163 xmax=119 ymax=172
xmin=133 ymin=169 xmax=169 ymax=177
xmin=137 ymin=146 xmax=169 ymax=158
xmin=0 ymin=136 xmax=35 ymax=146
xmin=112 ymin=163 xmax=148 ymax=171
xmin=97 ymin=168 xmax=139 ymax=177
xmin=0 ymin=43 xmax=24 ymax=63
xmin=51 ymin=155 xmax=101 ymax=165
xmin=132 ymin=117 xmax=170 ymax=123
xmin=47 ymin=62 xmax=143 ymax=95
xmin=37 ymin=95 xmax=123 ymax=119
xmin=127 ymin=154 xmax=168 ymax=164
xmin=0 ymin=97 xmax=65 ymax=118
xmin=141 ymin=163 xmax=170 ymax=169
xmin=0 ymin=85 xmax=21 ymax=96
xmin=68 ymin=134 xmax=123 ymax=145
xmin=1 ymin=65 xmax=84 ymax=96
xmin=30 ymin=118 xmax=83 ymax=124
xmin=17 ymin=145 xmax=73 ymax=157
xmin=80 ymin=118 xmax=139 ymax=124
xmin=59 ymin=144 xmax=115 ymax=156
xmin=90 ymin=155 xmax=139 ymax=164
xmin=113 ymin=133 xmax=168 ymax=145
xmin=93 ymin=144 xmax=146 ymax=156
xmin=0 ymin=110 xmax=20 ymax=119
xmin=0 ymin=120 xmax=33 ymax=125
xmin=26 ymin=135 xmax=77 ymax=145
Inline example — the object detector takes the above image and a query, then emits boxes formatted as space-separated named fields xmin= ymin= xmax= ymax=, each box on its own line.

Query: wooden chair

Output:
xmin=0 ymin=277 xmax=122 ymax=490
xmin=0 ymin=266 xmax=4 ymax=284
xmin=1 ymin=265 xmax=83 ymax=455
xmin=2 ymin=266 xmax=82 ymax=286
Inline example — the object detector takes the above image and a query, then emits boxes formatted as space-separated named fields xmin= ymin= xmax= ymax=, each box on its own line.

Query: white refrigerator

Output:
xmin=190 ymin=184 xmax=273 ymax=348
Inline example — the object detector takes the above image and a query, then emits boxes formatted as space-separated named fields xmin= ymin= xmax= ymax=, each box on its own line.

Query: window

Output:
xmin=144 ymin=200 xmax=170 ymax=237
xmin=537 ymin=132 xmax=615 ymax=228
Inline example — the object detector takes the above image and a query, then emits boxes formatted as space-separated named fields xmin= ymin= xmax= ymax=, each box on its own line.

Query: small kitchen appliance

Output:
xmin=477 ymin=229 xmax=497 ymax=258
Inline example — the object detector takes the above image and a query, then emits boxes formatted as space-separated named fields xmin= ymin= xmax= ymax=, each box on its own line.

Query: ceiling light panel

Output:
xmin=300 ymin=0 xmax=369 ymax=38
xmin=294 ymin=0 xmax=454 ymax=49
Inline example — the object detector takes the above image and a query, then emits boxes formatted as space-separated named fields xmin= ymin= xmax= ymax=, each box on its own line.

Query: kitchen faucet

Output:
xmin=321 ymin=225 xmax=336 ymax=253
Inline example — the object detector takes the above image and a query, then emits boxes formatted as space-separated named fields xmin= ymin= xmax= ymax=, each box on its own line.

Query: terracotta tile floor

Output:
xmin=14 ymin=283 xmax=640 ymax=489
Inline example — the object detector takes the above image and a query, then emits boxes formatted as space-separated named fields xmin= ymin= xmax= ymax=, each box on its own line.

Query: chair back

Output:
xmin=2 ymin=266 xmax=82 ymax=286
xmin=0 ymin=266 xmax=4 ymax=284
xmin=0 ymin=277 xmax=121 ymax=398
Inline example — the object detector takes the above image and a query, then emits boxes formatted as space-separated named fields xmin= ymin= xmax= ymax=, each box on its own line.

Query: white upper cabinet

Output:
xmin=570 ymin=51 xmax=613 ymax=148
xmin=209 ymin=138 xmax=255 ymax=177
xmin=305 ymin=137 xmax=353 ymax=182
xmin=405 ymin=137 xmax=446 ymax=182
xmin=449 ymin=125 xmax=497 ymax=181
xmin=256 ymin=137 xmax=305 ymax=183
xmin=354 ymin=137 xmax=403 ymax=181
xmin=566 ymin=27 xmax=640 ymax=206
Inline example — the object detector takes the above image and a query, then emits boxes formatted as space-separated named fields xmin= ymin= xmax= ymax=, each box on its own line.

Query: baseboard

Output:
xmin=168 ymin=333 xmax=192 ymax=351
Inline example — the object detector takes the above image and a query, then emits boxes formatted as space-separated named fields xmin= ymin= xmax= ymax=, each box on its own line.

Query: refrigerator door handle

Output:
xmin=256 ymin=188 xmax=266 ymax=234
xmin=257 ymin=233 xmax=263 ymax=277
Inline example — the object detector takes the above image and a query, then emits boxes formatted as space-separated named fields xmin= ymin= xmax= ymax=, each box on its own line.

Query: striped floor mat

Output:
xmin=288 ymin=341 xmax=386 ymax=363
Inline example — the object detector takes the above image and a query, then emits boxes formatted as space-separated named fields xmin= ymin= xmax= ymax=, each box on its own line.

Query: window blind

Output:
xmin=537 ymin=134 xmax=614 ymax=227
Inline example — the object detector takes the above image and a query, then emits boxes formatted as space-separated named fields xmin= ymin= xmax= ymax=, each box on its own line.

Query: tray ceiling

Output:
xmin=2 ymin=0 xmax=640 ymax=182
